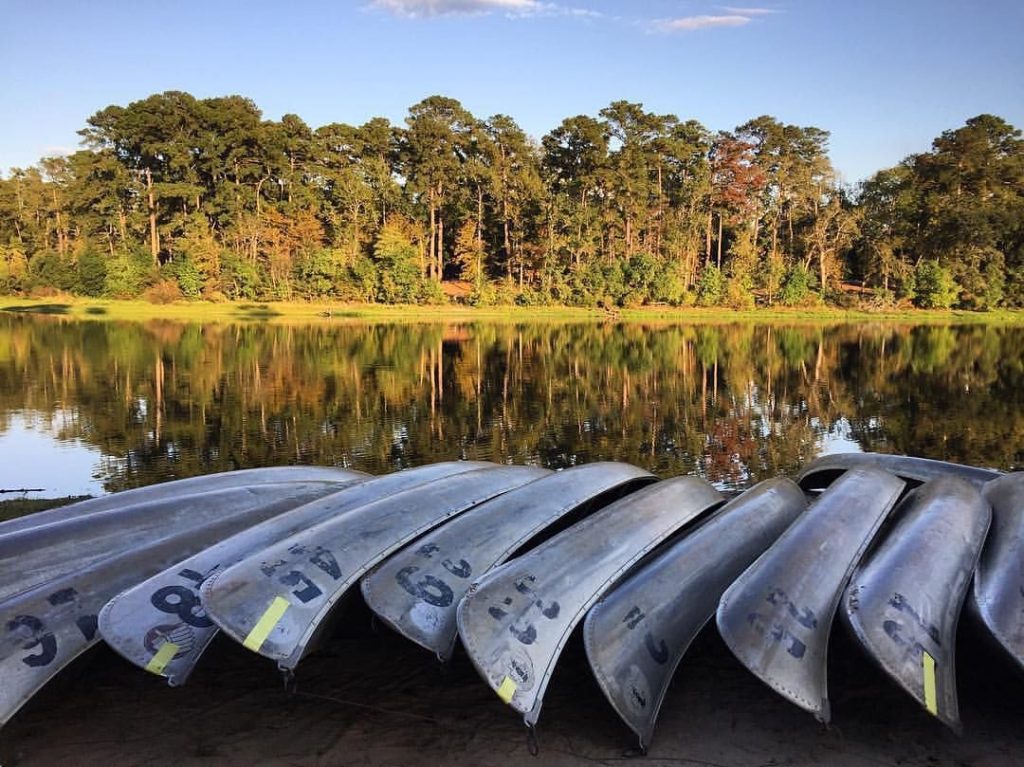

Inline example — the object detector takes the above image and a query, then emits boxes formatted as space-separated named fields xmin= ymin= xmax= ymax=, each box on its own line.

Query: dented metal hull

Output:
xmin=457 ymin=476 xmax=724 ymax=727
xmin=842 ymin=476 xmax=991 ymax=732
xmin=797 ymin=452 xmax=1000 ymax=492
xmin=0 ymin=481 xmax=350 ymax=726
xmin=201 ymin=465 xmax=548 ymax=670
xmin=584 ymin=478 xmax=807 ymax=750
xmin=972 ymin=472 xmax=1024 ymax=671
xmin=361 ymin=462 xmax=655 ymax=661
xmin=717 ymin=467 xmax=905 ymax=722
xmin=0 ymin=466 xmax=365 ymax=537
xmin=0 ymin=455 xmax=1015 ymax=736
xmin=98 ymin=462 xmax=489 ymax=686
xmin=0 ymin=478 xmax=365 ymax=603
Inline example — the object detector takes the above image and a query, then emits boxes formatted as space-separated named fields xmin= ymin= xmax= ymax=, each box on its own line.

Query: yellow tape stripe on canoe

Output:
xmin=922 ymin=651 xmax=938 ymax=716
xmin=145 ymin=641 xmax=180 ymax=675
xmin=243 ymin=596 xmax=290 ymax=652
xmin=497 ymin=675 xmax=518 ymax=704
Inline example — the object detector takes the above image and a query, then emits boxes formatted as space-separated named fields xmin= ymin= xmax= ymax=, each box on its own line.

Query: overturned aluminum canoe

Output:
xmin=457 ymin=476 xmax=723 ymax=727
xmin=842 ymin=476 xmax=990 ymax=732
xmin=797 ymin=452 xmax=1000 ymax=492
xmin=584 ymin=478 xmax=807 ymax=750
xmin=971 ymin=472 xmax=1024 ymax=671
xmin=361 ymin=462 xmax=655 ymax=661
xmin=0 ymin=466 xmax=364 ymax=537
xmin=0 ymin=477 xmax=365 ymax=603
xmin=201 ymin=465 xmax=548 ymax=670
xmin=717 ymin=467 xmax=905 ymax=722
xmin=99 ymin=462 xmax=491 ymax=686
xmin=0 ymin=481 xmax=352 ymax=726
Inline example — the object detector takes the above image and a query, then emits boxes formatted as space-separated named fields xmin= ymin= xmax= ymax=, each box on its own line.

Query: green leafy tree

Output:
xmin=913 ymin=260 xmax=959 ymax=309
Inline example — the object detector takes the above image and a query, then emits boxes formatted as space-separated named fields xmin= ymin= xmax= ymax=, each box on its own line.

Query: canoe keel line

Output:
xmin=0 ymin=453 xmax=1018 ymax=748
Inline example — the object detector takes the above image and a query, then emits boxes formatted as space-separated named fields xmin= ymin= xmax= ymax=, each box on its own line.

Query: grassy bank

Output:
xmin=2 ymin=296 xmax=1023 ymax=325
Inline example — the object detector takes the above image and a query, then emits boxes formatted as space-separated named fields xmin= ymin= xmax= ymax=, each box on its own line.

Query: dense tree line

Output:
xmin=0 ymin=92 xmax=1020 ymax=308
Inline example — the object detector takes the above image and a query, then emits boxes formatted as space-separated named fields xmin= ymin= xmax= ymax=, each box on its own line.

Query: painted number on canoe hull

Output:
xmin=396 ymin=566 xmax=454 ymax=608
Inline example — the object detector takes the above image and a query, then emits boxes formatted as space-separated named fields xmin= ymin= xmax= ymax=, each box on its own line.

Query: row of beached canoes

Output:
xmin=0 ymin=454 xmax=1020 ymax=751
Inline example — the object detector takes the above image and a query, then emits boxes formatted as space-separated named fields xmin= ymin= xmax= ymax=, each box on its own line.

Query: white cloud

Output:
xmin=654 ymin=14 xmax=751 ymax=32
xmin=719 ymin=6 xmax=782 ymax=15
xmin=370 ymin=0 xmax=545 ymax=17
xmin=369 ymin=0 xmax=602 ymax=19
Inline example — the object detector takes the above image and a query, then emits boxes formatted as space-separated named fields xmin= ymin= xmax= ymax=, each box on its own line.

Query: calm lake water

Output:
xmin=0 ymin=315 xmax=1021 ymax=497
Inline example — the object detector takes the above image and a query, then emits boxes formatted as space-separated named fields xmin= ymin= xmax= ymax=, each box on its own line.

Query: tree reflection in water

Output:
xmin=0 ymin=317 xmax=1020 ymax=494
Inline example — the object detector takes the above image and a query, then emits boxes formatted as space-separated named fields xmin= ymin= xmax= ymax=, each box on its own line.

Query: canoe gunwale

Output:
xmin=0 ymin=481 xmax=352 ymax=726
xmin=359 ymin=464 xmax=657 ymax=661
xmin=971 ymin=473 xmax=1024 ymax=672
xmin=716 ymin=468 xmax=907 ymax=722
xmin=796 ymin=453 xmax=1001 ymax=493
xmin=583 ymin=477 xmax=808 ymax=751
xmin=282 ymin=469 xmax=549 ymax=669
xmin=98 ymin=462 xmax=491 ymax=685
xmin=199 ymin=466 xmax=548 ymax=670
xmin=456 ymin=477 xmax=726 ymax=728
xmin=841 ymin=478 xmax=992 ymax=733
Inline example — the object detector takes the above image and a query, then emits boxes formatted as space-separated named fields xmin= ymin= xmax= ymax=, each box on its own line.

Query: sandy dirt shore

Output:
xmin=2 ymin=600 xmax=1022 ymax=767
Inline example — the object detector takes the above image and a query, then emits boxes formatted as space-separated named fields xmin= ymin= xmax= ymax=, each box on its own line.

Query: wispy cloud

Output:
xmin=651 ymin=6 xmax=781 ymax=32
xmin=653 ymin=14 xmax=751 ymax=32
xmin=719 ymin=6 xmax=781 ymax=15
xmin=370 ymin=0 xmax=544 ymax=18
xmin=369 ymin=0 xmax=602 ymax=19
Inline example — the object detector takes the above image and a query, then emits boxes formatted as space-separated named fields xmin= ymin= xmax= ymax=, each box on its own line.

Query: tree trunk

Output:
xmin=145 ymin=167 xmax=159 ymax=263
xmin=477 ymin=185 xmax=484 ymax=250
xmin=503 ymin=197 xmax=511 ymax=271
xmin=428 ymin=195 xmax=436 ymax=281
xmin=656 ymin=162 xmax=664 ymax=256
xmin=820 ymin=244 xmax=827 ymax=296
xmin=436 ymin=215 xmax=444 ymax=282
xmin=52 ymin=188 xmax=65 ymax=257
xmin=352 ymin=203 xmax=361 ymax=259
xmin=577 ymin=189 xmax=587 ymax=268
xmin=705 ymin=209 xmax=712 ymax=264
xmin=255 ymin=176 xmax=268 ymax=218
xmin=716 ymin=213 xmax=724 ymax=269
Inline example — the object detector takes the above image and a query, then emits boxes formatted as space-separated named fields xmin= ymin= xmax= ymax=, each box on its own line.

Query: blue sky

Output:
xmin=1 ymin=0 xmax=1021 ymax=182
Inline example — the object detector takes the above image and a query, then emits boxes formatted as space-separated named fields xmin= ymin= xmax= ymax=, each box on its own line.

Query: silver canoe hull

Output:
xmin=972 ymin=472 xmax=1024 ymax=671
xmin=717 ymin=467 xmax=905 ymax=722
xmin=361 ymin=462 xmax=655 ymax=661
xmin=0 ymin=466 xmax=365 ymax=536
xmin=98 ymin=462 xmax=490 ymax=686
xmin=584 ymin=477 xmax=807 ymax=750
xmin=201 ymin=465 xmax=549 ymax=670
xmin=457 ymin=476 xmax=724 ymax=727
xmin=0 ymin=478 xmax=365 ymax=603
xmin=797 ymin=452 xmax=1000 ymax=491
xmin=0 ymin=481 xmax=349 ymax=726
xmin=841 ymin=476 xmax=991 ymax=732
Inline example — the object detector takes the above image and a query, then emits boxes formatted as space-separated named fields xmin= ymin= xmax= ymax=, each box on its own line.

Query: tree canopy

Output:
xmin=1 ymin=92 xmax=1020 ymax=309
